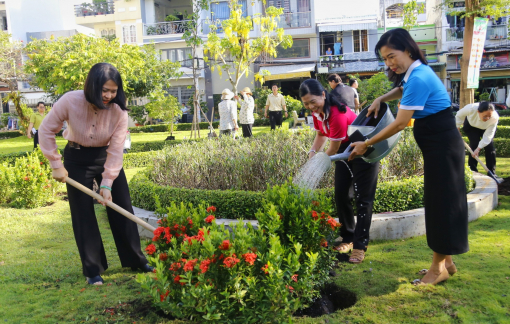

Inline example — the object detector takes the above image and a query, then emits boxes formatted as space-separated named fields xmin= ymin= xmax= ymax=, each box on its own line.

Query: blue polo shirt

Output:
xmin=399 ymin=60 xmax=451 ymax=119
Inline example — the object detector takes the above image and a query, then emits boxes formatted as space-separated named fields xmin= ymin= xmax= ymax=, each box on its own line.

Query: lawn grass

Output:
xmin=0 ymin=127 xmax=272 ymax=154
xmin=0 ymin=156 xmax=508 ymax=323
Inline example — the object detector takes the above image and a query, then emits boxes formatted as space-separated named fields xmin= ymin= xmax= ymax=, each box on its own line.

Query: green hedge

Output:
xmin=497 ymin=117 xmax=510 ymax=126
xmin=0 ymin=131 xmax=23 ymax=139
xmin=175 ymin=122 xmax=219 ymax=131
xmin=129 ymin=122 xmax=220 ymax=133
xmin=462 ymin=137 xmax=510 ymax=157
xmin=129 ymin=138 xmax=203 ymax=153
xmin=129 ymin=170 xmax=475 ymax=219
xmin=461 ymin=125 xmax=510 ymax=139
xmin=123 ymin=151 xmax=159 ymax=169
xmin=0 ymin=151 xmax=31 ymax=165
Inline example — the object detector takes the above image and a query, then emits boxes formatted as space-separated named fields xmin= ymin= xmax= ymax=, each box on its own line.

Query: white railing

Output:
xmin=446 ymin=27 xmax=464 ymax=41
xmin=277 ymin=11 xmax=312 ymax=28
xmin=143 ymin=21 xmax=190 ymax=36
xmin=446 ymin=25 xmax=508 ymax=42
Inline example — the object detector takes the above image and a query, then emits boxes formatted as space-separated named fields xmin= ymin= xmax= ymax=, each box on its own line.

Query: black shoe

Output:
xmin=131 ymin=264 xmax=154 ymax=273
xmin=86 ymin=275 xmax=104 ymax=285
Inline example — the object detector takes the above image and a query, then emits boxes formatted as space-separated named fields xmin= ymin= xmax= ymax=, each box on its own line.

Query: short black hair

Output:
xmin=327 ymin=74 xmax=342 ymax=84
xmin=271 ymin=83 xmax=278 ymax=88
xmin=37 ymin=101 xmax=45 ymax=107
xmin=299 ymin=78 xmax=347 ymax=115
xmin=349 ymin=79 xmax=357 ymax=86
xmin=84 ymin=63 xmax=127 ymax=110
xmin=478 ymin=101 xmax=495 ymax=113
xmin=375 ymin=28 xmax=427 ymax=87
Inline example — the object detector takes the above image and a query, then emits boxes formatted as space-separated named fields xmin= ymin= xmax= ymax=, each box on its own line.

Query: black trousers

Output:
xmin=463 ymin=118 xmax=496 ymax=174
xmin=220 ymin=129 xmax=233 ymax=137
xmin=33 ymin=131 xmax=39 ymax=149
xmin=414 ymin=108 xmax=468 ymax=255
xmin=241 ymin=124 xmax=253 ymax=137
xmin=63 ymin=144 xmax=148 ymax=277
xmin=335 ymin=143 xmax=379 ymax=251
xmin=268 ymin=111 xmax=283 ymax=130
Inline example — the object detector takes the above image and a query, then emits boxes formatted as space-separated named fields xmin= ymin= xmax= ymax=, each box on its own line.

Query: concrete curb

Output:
xmin=133 ymin=172 xmax=498 ymax=241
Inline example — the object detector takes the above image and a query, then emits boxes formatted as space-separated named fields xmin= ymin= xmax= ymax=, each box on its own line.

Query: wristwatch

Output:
xmin=309 ymin=149 xmax=317 ymax=154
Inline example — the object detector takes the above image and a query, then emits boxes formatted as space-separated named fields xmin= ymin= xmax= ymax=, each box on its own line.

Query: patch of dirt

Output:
xmin=294 ymin=283 xmax=357 ymax=318
xmin=498 ymin=177 xmax=510 ymax=196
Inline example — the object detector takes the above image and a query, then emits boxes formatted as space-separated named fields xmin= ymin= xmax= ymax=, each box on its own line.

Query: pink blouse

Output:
xmin=38 ymin=90 xmax=128 ymax=188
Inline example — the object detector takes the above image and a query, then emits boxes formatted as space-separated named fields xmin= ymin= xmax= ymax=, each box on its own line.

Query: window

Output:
xmin=353 ymin=30 xmax=368 ymax=53
xmin=276 ymin=38 xmax=309 ymax=58
xmin=161 ymin=48 xmax=193 ymax=67
xmin=210 ymin=0 xmax=247 ymax=31
xmin=101 ymin=29 xmax=115 ymax=37
xmin=167 ymin=86 xmax=195 ymax=104
xmin=386 ymin=3 xmax=404 ymax=18
xmin=122 ymin=25 xmax=136 ymax=44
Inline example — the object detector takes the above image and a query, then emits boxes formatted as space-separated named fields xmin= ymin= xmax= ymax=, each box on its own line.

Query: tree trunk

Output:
xmin=459 ymin=0 xmax=478 ymax=109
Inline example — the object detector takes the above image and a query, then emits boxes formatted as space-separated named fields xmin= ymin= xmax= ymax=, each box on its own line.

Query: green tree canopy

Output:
xmin=24 ymin=33 xmax=181 ymax=100
xmin=145 ymin=90 xmax=182 ymax=135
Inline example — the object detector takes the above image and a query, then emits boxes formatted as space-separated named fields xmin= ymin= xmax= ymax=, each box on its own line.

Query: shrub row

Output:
xmin=497 ymin=117 xmax=510 ymax=126
xmin=123 ymin=151 xmax=159 ymax=169
xmin=128 ymin=122 xmax=221 ymax=133
xmin=129 ymin=170 xmax=475 ymax=219
xmin=0 ymin=131 xmax=23 ymax=139
xmin=129 ymin=138 xmax=203 ymax=153
xmin=462 ymin=137 xmax=510 ymax=157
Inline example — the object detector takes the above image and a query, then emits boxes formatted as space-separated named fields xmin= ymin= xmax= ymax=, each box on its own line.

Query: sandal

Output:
xmin=333 ymin=242 xmax=353 ymax=253
xmin=418 ymin=264 xmax=457 ymax=276
xmin=349 ymin=249 xmax=365 ymax=264
xmin=412 ymin=269 xmax=449 ymax=286
xmin=86 ymin=275 xmax=104 ymax=285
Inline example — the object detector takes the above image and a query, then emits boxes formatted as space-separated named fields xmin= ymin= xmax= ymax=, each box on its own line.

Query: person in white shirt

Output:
xmin=456 ymin=101 xmax=499 ymax=175
xmin=234 ymin=87 xmax=255 ymax=138
xmin=218 ymin=88 xmax=238 ymax=136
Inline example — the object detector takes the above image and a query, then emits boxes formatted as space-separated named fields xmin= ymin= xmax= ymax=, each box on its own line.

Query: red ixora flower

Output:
xmin=23 ymin=176 xmax=29 ymax=181
xmin=152 ymin=227 xmax=165 ymax=242
xmin=169 ymin=262 xmax=182 ymax=271
xmin=311 ymin=210 xmax=319 ymax=220
xmin=223 ymin=254 xmax=240 ymax=268
xmin=174 ymin=275 xmax=185 ymax=286
xmin=261 ymin=264 xmax=269 ymax=274
xmin=218 ymin=240 xmax=231 ymax=250
xmin=159 ymin=253 xmax=168 ymax=261
xmin=312 ymin=200 xmax=320 ymax=207
xmin=183 ymin=259 xmax=198 ymax=272
xmin=291 ymin=274 xmax=298 ymax=282
xmin=160 ymin=290 xmax=169 ymax=302
xmin=327 ymin=217 xmax=341 ymax=230
xmin=199 ymin=259 xmax=212 ymax=273
xmin=320 ymin=238 xmax=328 ymax=248
xmin=39 ymin=162 xmax=43 ymax=165
xmin=286 ymin=285 xmax=295 ymax=293
xmin=205 ymin=215 xmax=215 ymax=223
xmin=206 ymin=206 xmax=217 ymax=213
xmin=242 ymin=252 xmax=257 ymax=266
xmin=145 ymin=244 xmax=156 ymax=255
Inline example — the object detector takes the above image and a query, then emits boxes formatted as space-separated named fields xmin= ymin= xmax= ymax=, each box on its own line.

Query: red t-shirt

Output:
xmin=312 ymin=105 xmax=357 ymax=143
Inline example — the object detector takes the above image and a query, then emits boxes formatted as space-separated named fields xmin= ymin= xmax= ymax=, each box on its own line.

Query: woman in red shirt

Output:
xmin=39 ymin=63 xmax=152 ymax=285
xmin=300 ymin=79 xmax=379 ymax=264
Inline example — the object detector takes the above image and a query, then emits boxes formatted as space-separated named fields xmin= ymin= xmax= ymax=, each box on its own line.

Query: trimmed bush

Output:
xmin=0 ymin=131 xmax=23 ymax=139
xmin=128 ymin=124 xmax=169 ymax=133
xmin=463 ymin=137 xmax=510 ymax=157
xmin=129 ymin=169 xmax=475 ymax=218
xmin=175 ymin=122 xmax=220 ymax=131
xmin=123 ymin=151 xmax=159 ymax=169
xmin=129 ymin=138 xmax=203 ymax=153
xmin=497 ymin=117 xmax=510 ymax=126
xmin=461 ymin=125 xmax=510 ymax=139
xmin=0 ymin=151 xmax=31 ymax=165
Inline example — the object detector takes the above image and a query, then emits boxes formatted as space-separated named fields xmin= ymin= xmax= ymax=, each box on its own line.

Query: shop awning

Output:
xmin=449 ymin=68 xmax=510 ymax=81
xmin=317 ymin=21 xmax=377 ymax=32
xmin=260 ymin=64 xmax=315 ymax=81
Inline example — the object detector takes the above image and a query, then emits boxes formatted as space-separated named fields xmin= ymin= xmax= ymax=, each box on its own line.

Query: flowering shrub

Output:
xmin=0 ymin=149 xmax=62 ymax=208
xmin=137 ymin=182 xmax=338 ymax=323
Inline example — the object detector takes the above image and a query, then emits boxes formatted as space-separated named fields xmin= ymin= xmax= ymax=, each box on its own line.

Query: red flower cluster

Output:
xmin=286 ymin=285 xmax=295 ymax=293
xmin=311 ymin=211 xmax=319 ymax=220
xmin=153 ymin=227 xmax=165 ymax=242
xmin=160 ymin=290 xmax=169 ymax=302
xmin=261 ymin=264 xmax=269 ymax=274
xmin=242 ymin=252 xmax=257 ymax=266
xmin=291 ymin=274 xmax=298 ymax=282
xmin=312 ymin=200 xmax=320 ymax=207
xmin=159 ymin=253 xmax=168 ymax=261
xmin=183 ymin=259 xmax=198 ymax=272
xmin=169 ymin=262 xmax=182 ymax=271
xmin=205 ymin=215 xmax=215 ymax=223
xmin=218 ymin=240 xmax=231 ymax=250
xmin=320 ymin=238 xmax=328 ymax=248
xmin=199 ymin=259 xmax=212 ymax=273
xmin=174 ymin=275 xmax=184 ymax=285
xmin=145 ymin=244 xmax=156 ymax=255
xmin=23 ymin=176 xmax=29 ymax=181
xmin=327 ymin=217 xmax=341 ymax=230
xmin=206 ymin=206 xmax=217 ymax=213
xmin=223 ymin=254 xmax=240 ymax=268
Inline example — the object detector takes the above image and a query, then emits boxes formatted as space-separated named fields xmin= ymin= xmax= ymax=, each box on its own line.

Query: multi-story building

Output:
xmin=0 ymin=0 xmax=92 ymax=113
xmin=441 ymin=0 xmax=510 ymax=104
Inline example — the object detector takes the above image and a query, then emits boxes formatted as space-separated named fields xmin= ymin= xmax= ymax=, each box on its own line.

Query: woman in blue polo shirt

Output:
xmin=350 ymin=28 xmax=468 ymax=286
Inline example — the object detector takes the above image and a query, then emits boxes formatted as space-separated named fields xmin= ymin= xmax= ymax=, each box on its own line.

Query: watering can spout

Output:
xmin=329 ymin=151 xmax=352 ymax=162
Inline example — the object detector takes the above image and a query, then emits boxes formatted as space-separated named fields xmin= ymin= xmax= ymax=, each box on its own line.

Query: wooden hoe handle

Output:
xmin=65 ymin=177 xmax=156 ymax=232
xmin=463 ymin=141 xmax=491 ymax=174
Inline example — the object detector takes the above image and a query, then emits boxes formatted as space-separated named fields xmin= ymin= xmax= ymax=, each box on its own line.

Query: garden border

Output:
xmin=133 ymin=172 xmax=497 ymax=241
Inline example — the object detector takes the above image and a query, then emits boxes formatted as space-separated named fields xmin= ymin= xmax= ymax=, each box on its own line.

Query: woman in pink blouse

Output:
xmin=300 ymin=79 xmax=379 ymax=264
xmin=39 ymin=63 xmax=151 ymax=285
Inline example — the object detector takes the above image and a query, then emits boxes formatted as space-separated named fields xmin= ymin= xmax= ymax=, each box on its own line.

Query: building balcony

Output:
xmin=277 ymin=11 xmax=311 ymax=29
xmin=74 ymin=0 xmax=114 ymax=17
xmin=143 ymin=21 xmax=189 ymax=37
xmin=446 ymin=25 xmax=508 ymax=42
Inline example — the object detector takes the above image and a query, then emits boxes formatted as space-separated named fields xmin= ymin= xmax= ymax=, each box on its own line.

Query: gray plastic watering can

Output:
xmin=329 ymin=102 xmax=401 ymax=163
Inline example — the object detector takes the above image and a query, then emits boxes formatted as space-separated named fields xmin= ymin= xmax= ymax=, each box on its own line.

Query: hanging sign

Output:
xmin=467 ymin=17 xmax=489 ymax=88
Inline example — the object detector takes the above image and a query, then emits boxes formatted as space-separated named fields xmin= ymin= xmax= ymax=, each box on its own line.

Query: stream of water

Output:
xmin=293 ymin=152 xmax=332 ymax=190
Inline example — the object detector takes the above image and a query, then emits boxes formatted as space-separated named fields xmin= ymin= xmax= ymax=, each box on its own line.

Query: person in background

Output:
xmin=301 ymin=79 xmax=379 ymax=264
xmin=456 ymin=101 xmax=499 ymax=177
xmin=181 ymin=102 xmax=189 ymax=114
xmin=264 ymin=84 xmax=288 ymax=130
xmin=235 ymin=87 xmax=255 ymax=138
xmin=328 ymin=74 xmax=355 ymax=113
xmin=218 ymin=88 xmax=238 ymax=136
xmin=27 ymin=101 xmax=47 ymax=148
xmin=349 ymin=28 xmax=468 ymax=286
xmin=325 ymin=47 xmax=333 ymax=56
xmin=38 ymin=63 xmax=152 ymax=286
xmin=349 ymin=79 xmax=361 ymax=113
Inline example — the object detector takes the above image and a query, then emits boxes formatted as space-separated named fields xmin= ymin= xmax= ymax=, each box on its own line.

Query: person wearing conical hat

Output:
xmin=234 ymin=87 xmax=255 ymax=138
xmin=218 ymin=88 xmax=238 ymax=137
